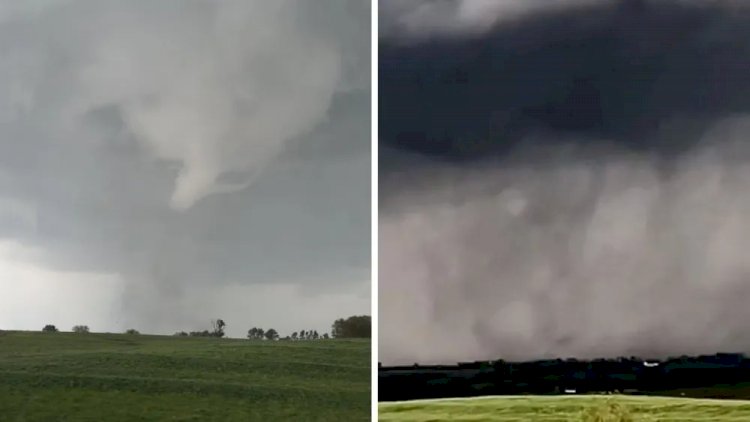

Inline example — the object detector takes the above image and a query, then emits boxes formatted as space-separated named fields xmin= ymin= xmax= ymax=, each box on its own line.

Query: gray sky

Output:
xmin=0 ymin=0 xmax=370 ymax=337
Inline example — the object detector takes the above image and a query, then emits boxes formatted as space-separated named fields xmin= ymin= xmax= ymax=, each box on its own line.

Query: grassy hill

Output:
xmin=379 ymin=394 xmax=750 ymax=421
xmin=0 ymin=330 xmax=370 ymax=421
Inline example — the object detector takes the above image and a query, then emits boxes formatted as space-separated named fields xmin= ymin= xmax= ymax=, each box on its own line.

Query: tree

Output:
xmin=300 ymin=330 xmax=306 ymax=340
xmin=313 ymin=330 xmax=319 ymax=340
xmin=174 ymin=331 xmax=188 ymax=337
xmin=331 ymin=320 xmax=343 ymax=338
xmin=125 ymin=329 xmax=140 ymax=335
xmin=331 ymin=315 xmax=371 ymax=339
xmin=323 ymin=333 xmax=330 ymax=340
xmin=211 ymin=319 xmax=226 ymax=338
xmin=247 ymin=328 xmax=257 ymax=339
xmin=42 ymin=324 xmax=58 ymax=333
xmin=291 ymin=331 xmax=298 ymax=340
xmin=72 ymin=325 xmax=90 ymax=334
xmin=264 ymin=328 xmax=279 ymax=341
xmin=247 ymin=327 xmax=266 ymax=340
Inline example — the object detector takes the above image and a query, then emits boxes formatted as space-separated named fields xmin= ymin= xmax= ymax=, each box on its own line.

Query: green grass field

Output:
xmin=379 ymin=394 xmax=750 ymax=421
xmin=0 ymin=331 xmax=370 ymax=421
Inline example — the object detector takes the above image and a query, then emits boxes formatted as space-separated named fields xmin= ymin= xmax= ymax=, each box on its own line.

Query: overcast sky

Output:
xmin=0 ymin=0 xmax=370 ymax=337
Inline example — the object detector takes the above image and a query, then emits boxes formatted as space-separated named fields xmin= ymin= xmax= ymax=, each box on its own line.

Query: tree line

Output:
xmin=39 ymin=315 xmax=371 ymax=340
xmin=42 ymin=324 xmax=89 ymax=333
xmin=176 ymin=315 xmax=370 ymax=340
xmin=379 ymin=353 xmax=750 ymax=402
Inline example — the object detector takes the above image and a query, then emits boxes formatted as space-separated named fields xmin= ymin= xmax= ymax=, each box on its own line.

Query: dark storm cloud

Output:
xmin=0 ymin=0 xmax=370 ymax=336
xmin=380 ymin=0 xmax=750 ymax=165
xmin=379 ymin=0 xmax=750 ymax=365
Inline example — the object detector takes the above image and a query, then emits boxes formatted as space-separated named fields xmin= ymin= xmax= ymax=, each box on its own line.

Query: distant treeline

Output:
xmin=39 ymin=315 xmax=371 ymax=341
xmin=379 ymin=353 xmax=750 ymax=402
